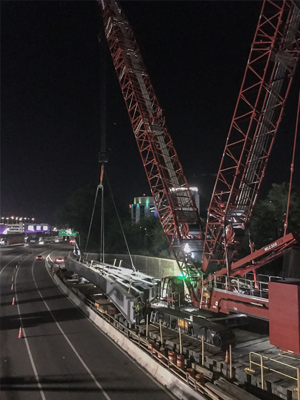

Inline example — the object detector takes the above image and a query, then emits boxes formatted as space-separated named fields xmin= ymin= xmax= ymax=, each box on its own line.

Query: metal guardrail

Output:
xmin=212 ymin=274 xmax=274 ymax=299
xmin=83 ymin=297 xmax=208 ymax=384
xmin=67 ymin=285 xmax=213 ymax=398
xmin=245 ymin=351 xmax=300 ymax=400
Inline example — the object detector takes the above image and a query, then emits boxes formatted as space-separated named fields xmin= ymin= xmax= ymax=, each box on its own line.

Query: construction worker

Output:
xmin=143 ymin=300 xmax=152 ymax=323
xmin=134 ymin=297 xmax=143 ymax=325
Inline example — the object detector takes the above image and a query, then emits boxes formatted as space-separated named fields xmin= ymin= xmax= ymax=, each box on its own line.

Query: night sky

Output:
xmin=2 ymin=1 xmax=300 ymax=224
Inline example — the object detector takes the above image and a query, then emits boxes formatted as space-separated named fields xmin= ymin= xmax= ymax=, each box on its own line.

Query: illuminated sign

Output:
xmin=7 ymin=224 xmax=25 ymax=233
xmin=25 ymin=224 xmax=50 ymax=233
xmin=58 ymin=229 xmax=77 ymax=237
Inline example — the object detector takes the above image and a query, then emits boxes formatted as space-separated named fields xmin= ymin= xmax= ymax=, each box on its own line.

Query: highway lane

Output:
xmin=0 ymin=244 xmax=176 ymax=400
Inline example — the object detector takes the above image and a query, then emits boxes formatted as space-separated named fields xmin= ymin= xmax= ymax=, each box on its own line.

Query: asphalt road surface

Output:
xmin=0 ymin=244 xmax=176 ymax=400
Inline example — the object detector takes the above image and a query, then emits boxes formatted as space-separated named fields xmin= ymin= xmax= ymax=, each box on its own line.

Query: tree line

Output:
xmin=53 ymin=184 xmax=171 ymax=258
xmin=53 ymin=182 xmax=300 ymax=262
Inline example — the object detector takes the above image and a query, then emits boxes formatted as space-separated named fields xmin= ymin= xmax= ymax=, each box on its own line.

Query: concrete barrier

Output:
xmin=84 ymin=253 xmax=180 ymax=279
xmin=53 ymin=274 xmax=205 ymax=400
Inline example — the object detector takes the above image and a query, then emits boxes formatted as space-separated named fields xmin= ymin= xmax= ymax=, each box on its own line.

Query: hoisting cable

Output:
xmin=284 ymin=85 xmax=300 ymax=235
xmin=87 ymin=29 xmax=108 ymax=260
xmin=105 ymin=172 xmax=136 ymax=272
xmin=100 ymin=164 xmax=105 ymax=263
xmin=84 ymin=165 xmax=104 ymax=254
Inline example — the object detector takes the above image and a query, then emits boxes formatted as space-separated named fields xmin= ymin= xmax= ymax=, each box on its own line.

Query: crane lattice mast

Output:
xmin=99 ymin=0 xmax=203 ymax=299
xmin=203 ymin=0 xmax=300 ymax=275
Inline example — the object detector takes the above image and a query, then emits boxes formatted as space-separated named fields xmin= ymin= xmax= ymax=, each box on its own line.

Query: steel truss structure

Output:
xmin=99 ymin=1 xmax=203 ymax=300
xmin=203 ymin=0 xmax=300 ymax=274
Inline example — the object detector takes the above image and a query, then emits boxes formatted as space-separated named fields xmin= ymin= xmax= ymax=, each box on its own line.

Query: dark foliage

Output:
xmin=53 ymin=183 xmax=170 ymax=257
xmin=250 ymin=183 xmax=300 ymax=249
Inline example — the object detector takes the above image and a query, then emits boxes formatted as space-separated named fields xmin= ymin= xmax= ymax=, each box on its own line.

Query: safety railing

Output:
xmin=245 ymin=272 xmax=282 ymax=283
xmin=212 ymin=274 xmax=270 ymax=299
xmin=245 ymin=351 xmax=300 ymax=400
xmin=84 ymin=296 xmax=208 ymax=386
xmin=75 ymin=288 xmax=214 ymax=398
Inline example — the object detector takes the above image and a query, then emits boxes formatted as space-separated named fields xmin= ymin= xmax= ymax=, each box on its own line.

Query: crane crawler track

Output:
xmin=150 ymin=307 xmax=235 ymax=351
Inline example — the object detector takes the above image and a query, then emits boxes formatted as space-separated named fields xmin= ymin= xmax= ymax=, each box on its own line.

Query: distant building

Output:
xmin=130 ymin=187 xmax=200 ymax=224
xmin=130 ymin=195 xmax=157 ymax=223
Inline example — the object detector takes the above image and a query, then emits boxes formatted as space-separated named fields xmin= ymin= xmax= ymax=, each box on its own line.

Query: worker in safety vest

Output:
xmin=134 ymin=297 xmax=143 ymax=325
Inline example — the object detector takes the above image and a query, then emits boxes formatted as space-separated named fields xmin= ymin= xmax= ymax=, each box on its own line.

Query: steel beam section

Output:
xmin=67 ymin=257 xmax=160 ymax=323
xmin=204 ymin=0 xmax=300 ymax=273
xmin=99 ymin=1 xmax=203 ymax=297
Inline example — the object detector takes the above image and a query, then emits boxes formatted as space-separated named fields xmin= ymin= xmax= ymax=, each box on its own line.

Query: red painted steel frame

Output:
xmin=202 ymin=290 xmax=269 ymax=320
xmin=203 ymin=0 xmax=300 ymax=274
xmin=99 ymin=1 xmax=203 ymax=298
xmin=214 ymin=233 xmax=300 ymax=278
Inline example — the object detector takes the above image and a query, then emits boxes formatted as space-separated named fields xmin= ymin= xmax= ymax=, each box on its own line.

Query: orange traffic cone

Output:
xmin=18 ymin=327 xmax=22 ymax=339
xmin=15 ymin=264 xmax=18 ymax=269
xmin=11 ymin=276 xmax=14 ymax=281
xmin=225 ymin=350 xmax=229 ymax=364
xmin=11 ymin=284 xmax=13 ymax=291
xmin=12 ymin=297 xmax=15 ymax=305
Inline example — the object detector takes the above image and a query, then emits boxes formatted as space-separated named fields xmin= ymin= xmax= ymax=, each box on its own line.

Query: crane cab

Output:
xmin=160 ymin=276 xmax=185 ymax=308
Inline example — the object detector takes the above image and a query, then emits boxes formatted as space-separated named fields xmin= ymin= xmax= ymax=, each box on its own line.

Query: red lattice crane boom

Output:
xmin=203 ymin=0 xmax=300 ymax=276
xmin=99 ymin=1 xmax=203 ymax=300
xmin=98 ymin=2 xmax=300 ymax=354
xmin=100 ymin=0 xmax=300 ymax=311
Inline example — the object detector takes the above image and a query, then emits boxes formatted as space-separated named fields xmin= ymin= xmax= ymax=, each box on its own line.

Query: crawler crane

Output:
xmin=99 ymin=0 xmax=300 ymax=353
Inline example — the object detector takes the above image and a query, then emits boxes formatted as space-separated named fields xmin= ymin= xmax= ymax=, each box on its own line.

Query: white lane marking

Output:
xmin=44 ymin=256 xmax=176 ymax=400
xmin=1 ymin=250 xmax=42 ymax=275
xmin=0 ymin=254 xmax=22 ymax=274
xmin=15 ymin=266 xmax=47 ymax=400
xmin=31 ymin=261 xmax=112 ymax=400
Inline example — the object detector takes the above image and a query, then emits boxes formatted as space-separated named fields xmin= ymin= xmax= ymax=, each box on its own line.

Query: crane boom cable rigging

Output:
xmin=284 ymin=85 xmax=300 ymax=235
xmin=95 ymin=26 xmax=108 ymax=262
xmin=100 ymin=166 xmax=105 ymax=263
xmin=105 ymin=172 xmax=136 ymax=272
xmin=85 ymin=178 xmax=101 ymax=254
